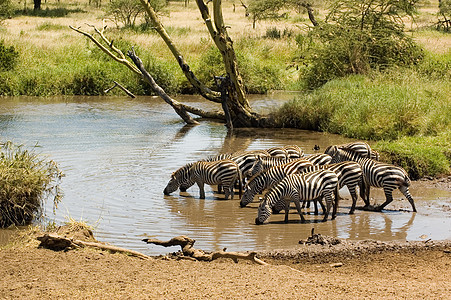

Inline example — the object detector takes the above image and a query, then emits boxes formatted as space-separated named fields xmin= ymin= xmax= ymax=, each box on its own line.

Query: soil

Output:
xmin=0 ymin=227 xmax=450 ymax=299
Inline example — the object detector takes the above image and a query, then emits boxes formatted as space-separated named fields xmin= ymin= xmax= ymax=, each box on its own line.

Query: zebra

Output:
xmin=303 ymin=153 xmax=332 ymax=165
xmin=284 ymin=145 xmax=304 ymax=158
xmin=255 ymin=170 xmax=339 ymax=224
xmin=298 ymin=161 xmax=363 ymax=215
xmin=245 ymin=156 xmax=296 ymax=179
xmin=240 ymin=158 xmax=314 ymax=207
xmin=164 ymin=159 xmax=242 ymax=200
xmin=324 ymin=141 xmax=380 ymax=160
xmin=328 ymin=147 xmax=416 ymax=212
xmin=265 ymin=146 xmax=289 ymax=158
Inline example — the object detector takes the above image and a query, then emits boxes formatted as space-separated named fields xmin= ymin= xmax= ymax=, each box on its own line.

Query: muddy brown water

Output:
xmin=0 ymin=94 xmax=450 ymax=255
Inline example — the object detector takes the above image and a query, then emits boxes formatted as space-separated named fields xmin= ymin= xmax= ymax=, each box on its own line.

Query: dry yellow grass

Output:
xmin=2 ymin=0 xmax=449 ymax=56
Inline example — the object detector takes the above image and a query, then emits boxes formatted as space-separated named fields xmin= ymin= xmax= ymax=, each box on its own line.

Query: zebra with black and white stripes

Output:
xmin=164 ymin=159 xmax=242 ymax=200
xmin=327 ymin=147 xmax=417 ymax=212
xmin=325 ymin=141 xmax=380 ymax=160
xmin=245 ymin=156 xmax=297 ymax=179
xmin=255 ymin=170 xmax=339 ymax=224
xmin=298 ymin=161 xmax=363 ymax=215
xmin=303 ymin=153 xmax=332 ymax=165
xmin=240 ymin=158 xmax=314 ymax=207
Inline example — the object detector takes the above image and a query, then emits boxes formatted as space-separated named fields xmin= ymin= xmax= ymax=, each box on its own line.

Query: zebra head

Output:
xmin=164 ymin=163 xmax=192 ymax=195
xmin=244 ymin=157 xmax=263 ymax=179
xmin=240 ymin=186 xmax=255 ymax=207
xmin=255 ymin=201 xmax=271 ymax=225
xmin=163 ymin=172 xmax=181 ymax=195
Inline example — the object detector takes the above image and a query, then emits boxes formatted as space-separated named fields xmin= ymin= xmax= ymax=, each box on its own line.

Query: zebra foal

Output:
xmin=328 ymin=147 xmax=416 ymax=212
xmin=255 ymin=170 xmax=338 ymax=224
xmin=164 ymin=159 xmax=242 ymax=200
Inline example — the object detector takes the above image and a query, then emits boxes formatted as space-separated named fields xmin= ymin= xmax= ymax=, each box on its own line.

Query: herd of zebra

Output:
xmin=163 ymin=142 xmax=417 ymax=225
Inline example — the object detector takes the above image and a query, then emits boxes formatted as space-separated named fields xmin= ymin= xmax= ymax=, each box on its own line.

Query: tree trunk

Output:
xmin=196 ymin=0 xmax=271 ymax=127
xmin=34 ymin=0 xmax=41 ymax=10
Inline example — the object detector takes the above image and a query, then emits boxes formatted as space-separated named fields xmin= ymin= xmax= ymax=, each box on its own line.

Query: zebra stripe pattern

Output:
xmin=328 ymin=148 xmax=416 ymax=212
xmin=164 ymin=159 xmax=242 ymax=200
xmin=245 ymin=156 xmax=297 ymax=179
xmin=303 ymin=153 xmax=332 ymax=165
xmin=325 ymin=142 xmax=380 ymax=161
xmin=240 ymin=158 xmax=314 ymax=207
xmin=255 ymin=170 xmax=338 ymax=224
xmin=298 ymin=161 xmax=363 ymax=215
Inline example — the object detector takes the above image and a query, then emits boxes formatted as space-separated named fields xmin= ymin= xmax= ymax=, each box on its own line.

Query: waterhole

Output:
xmin=0 ymin=94 xmax=450 ymax=254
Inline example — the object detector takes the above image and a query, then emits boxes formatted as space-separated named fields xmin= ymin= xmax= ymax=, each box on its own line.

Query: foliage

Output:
xmin=0 ymin=141 xmax=64 ymax=228
xmin=247 ymin=0 xmax=286 ymax=28
xmin=195 ymin=42 xmax=284 ymax=94
xmin=105 ymin=0 xmax=167 ymax=28
xmin=297 ymin=0 xmax=424 ymax=89
xmin=0 ymin=0 xmax=14 ymax=21
xmin=0 ymin=40 xmax=19 ymax=72
xmin=438 ymin=0 xmax=451 ymax=31
xmin=274 ymin=69 xmax=451 ymax=140
xmin=375 ymin=133 xmax=451 ymax=179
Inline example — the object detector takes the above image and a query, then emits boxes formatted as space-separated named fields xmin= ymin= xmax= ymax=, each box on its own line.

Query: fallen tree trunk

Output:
xmin=37 ymin=233 xmax=152 ymax=260
xmin=143 ymin=235 xmax=268 ymax=265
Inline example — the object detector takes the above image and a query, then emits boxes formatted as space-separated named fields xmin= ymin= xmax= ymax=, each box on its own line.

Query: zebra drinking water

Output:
xmin=240 ymin=158 xmax=314 ymax=207
xmin=255 ymin=169 xmax=339 ymax=224
xmin=298 ymin=161 xmax=363 ymax=215
xmin=327 ymin=146 xmax=416 ymax=212
xmin=164 ymin=159 xmax=242 ymax=200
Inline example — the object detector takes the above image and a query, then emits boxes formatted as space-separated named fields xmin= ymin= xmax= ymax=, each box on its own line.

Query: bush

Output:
xmin=300 ymin=24 xmax=424 ymax=89
xmin=0 ymin=40 xmax=19 ymax=72
xmin=0 ymin=142 xmax=63 ymax=228
xmin=298 ymin=0 xmax=424 ymax=89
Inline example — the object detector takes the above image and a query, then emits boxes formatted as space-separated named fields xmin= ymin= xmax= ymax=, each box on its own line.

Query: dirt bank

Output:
xmin=1 ymin=227 xmax=450 ymax=299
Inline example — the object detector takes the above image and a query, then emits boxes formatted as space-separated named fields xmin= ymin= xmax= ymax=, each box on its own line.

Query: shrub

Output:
xmin=298 ymin=0 xmax=424 ymax=89
xmin=0 ymin=40 xmax=19 ymax=72
xmin=0 ymin=142 xmax=63 ymax=228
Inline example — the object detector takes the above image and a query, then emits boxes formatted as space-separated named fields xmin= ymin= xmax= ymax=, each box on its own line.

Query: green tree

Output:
xmin=247 ymin=0 xmax=286 ymax=28
xmin=106 ymin=0 xmax=166 ymax=28
xmin=299 ymin=0 xmax=423 ymax=88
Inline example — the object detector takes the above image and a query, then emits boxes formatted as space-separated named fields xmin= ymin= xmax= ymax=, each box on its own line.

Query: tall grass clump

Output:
xmin=0 ymin=141 xmax=64 ymax=228
xmin=374 ymin=133 xmax=451 ymax=179
xmin=274 ymin=70 xmax=451 ymax=140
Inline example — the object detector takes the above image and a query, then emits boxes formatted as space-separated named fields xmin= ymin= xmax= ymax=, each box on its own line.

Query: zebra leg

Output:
xmin=293 ymin=197 xmax=306 ymax=223
xmin=332 ymin=188 xmax=339 ymax=220
xmin=376 ymin=186 xmax=394 ymax=211
xmin=348 ymin=184 xmax=359 ymax=214
xmin=284 ymin=199 xmax=290 ymax=223
xmin=322 ymin=193 xmax=333 ymax=222
xmin=399 ymin=185 xmax=417 ymax=212
xmin=197 ymin=181 xmax=206 ymax=199
xmin=315 ymin=198 xmax=326 ymax=215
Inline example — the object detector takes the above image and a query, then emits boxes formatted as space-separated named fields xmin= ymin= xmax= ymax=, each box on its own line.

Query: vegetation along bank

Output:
xmin=0 ymin=0 xmax=450 ymax=177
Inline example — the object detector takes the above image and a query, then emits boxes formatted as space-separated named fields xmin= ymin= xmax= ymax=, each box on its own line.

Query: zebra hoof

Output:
xmin=239 ymin=202 xmax=247 ymax=208
xmin=255 ymin=218 xmax=264 ymax=225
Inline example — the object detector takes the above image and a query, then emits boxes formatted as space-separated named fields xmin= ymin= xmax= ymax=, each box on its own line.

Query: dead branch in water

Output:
xmin=143 ymin=235 xmax=268 ymax=265
xmin=37 ymin=233 xmax=152 ymax=260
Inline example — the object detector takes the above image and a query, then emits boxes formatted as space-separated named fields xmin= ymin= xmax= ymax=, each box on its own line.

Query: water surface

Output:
xmin=0 ymin=95 xmax=449 ymax=254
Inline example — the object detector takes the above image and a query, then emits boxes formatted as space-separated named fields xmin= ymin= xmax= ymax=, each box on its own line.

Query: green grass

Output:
xmin=0 ymin=142 xmax=63 ymax=228
xmin=273 ymin=57 xmax=451 ymax=178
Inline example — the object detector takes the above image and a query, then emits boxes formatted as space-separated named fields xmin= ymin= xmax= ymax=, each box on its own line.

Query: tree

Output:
xmin=71 ymin=0 xmax=271 ymax=128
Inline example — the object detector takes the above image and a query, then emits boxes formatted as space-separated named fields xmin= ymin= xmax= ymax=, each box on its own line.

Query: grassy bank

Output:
xmin=273 ymin=59 xmax=451 ymax=179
